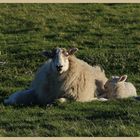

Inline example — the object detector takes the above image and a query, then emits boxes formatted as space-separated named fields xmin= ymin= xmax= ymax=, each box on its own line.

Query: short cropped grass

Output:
xmin=0 ymin=4 xmax=140 ymax=136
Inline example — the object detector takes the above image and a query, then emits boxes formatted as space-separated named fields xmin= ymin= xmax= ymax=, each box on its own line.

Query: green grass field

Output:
xmin=0 ymin=4 xmax=140 ymax=136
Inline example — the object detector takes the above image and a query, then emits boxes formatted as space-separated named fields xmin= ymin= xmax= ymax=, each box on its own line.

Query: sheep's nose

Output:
xmin=56 ymin=65 xmax=63 ymax=71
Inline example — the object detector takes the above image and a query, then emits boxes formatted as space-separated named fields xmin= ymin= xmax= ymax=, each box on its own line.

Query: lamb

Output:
xmin=103 ymin=75 xmax=137 ymax=99
xmin=4 ymin=47 xmax=108 ymax=105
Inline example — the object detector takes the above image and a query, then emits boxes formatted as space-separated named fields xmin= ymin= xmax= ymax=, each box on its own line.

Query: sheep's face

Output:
xmin=43 ymin=47 xmax=78 ymax=74
xmin=104 ymin=75 xmax=127 ymax=98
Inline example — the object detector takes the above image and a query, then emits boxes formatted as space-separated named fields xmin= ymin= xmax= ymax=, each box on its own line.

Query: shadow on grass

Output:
xmin=1 ymin=14 xmax=42 ymax=34
xmin=85 ymin=110 xmax=128 ymax=121
xmin=2 ymin=28 xmax=41 ymax=34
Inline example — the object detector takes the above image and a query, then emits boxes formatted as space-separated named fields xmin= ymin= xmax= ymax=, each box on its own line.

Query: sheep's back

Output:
xmin=116 ymin=82 xmax=137 ymax=98
xmin=60 ymin=56 xmax=107 ymax=101
xmin=125 ymin=82 xmax=137 ymax=97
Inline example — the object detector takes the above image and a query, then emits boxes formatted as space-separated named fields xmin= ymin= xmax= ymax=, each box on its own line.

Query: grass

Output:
xmin=0 ymin=3 xmax=140 ymax=136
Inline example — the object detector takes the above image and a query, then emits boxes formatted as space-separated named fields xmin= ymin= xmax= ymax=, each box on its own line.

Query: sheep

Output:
xmin=4 ymin=47 xmax=108 ymax=105
xmin=103 ymin=75 xmax=137 ymax=99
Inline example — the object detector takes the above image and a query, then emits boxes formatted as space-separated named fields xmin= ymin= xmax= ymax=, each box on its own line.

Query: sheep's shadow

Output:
xmin=85 ymin=110 xmax=129 ymax=121
xmin=3 ymin=28 xmax=40 ymax=34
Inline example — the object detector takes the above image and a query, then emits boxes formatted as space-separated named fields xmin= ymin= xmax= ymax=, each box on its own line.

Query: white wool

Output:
xmin=104 ymin=76 xmax=137 ymax=99
xmin=115 ymin=82 xmax=137 ymax=98
xmin=4 ymin=53 xmax=108 ymax=105
xmin=31 ymin=56 xmax=108 ymax=104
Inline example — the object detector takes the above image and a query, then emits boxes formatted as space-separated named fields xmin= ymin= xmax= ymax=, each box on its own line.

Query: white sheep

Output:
xmin=4 ymin=47 xmax=108 ymax=105
xmin=103 ymin=75 xmax=137 ymax=99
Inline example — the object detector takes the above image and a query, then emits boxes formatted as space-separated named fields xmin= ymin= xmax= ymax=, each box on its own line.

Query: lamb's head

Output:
xmin=42 ymin=47 xmax=78 ymax=74
xmin=104 ymin=75 xmax=127 ymax=98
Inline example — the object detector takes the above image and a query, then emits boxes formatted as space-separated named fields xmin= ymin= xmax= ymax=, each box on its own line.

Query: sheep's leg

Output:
xmin=4 ymin=89 xmax=37 ymax=105
xmin=90 ymin=97 xmax=108 ymax=102
xmin=98 ymin=97 xmax=108 ymax=101
xmin=77 ymin=97 xmax=108 ymax=102
xmin=4 ymin=91 xmax=21 ymax=105
xmin=55 ymin=98 xmax=67 ymax=103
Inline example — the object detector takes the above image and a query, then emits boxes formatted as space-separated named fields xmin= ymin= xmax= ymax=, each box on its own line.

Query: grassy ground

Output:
xmin=0 ymin=4 xmax=140 ymax=136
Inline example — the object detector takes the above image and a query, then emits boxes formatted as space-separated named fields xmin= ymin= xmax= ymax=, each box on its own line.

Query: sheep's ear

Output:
xmin=42 ymin=51 xmax=53 ymax=58
xmin=118 ymin=75 xmax=127 ymax=82
xmin=68 ymin=48 xmax=78 ymax=55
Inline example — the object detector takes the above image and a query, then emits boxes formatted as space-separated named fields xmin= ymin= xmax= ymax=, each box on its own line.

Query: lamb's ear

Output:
xmin=42 ymin=51 xmax=53 ymax=58
xmin=68 ymin=48 xmax=78 ymax=55
xmin=118 ymin=75 xmax=127 ymax=82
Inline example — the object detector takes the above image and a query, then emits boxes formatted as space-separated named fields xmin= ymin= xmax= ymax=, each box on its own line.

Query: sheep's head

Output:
xmin=42 ymin=47 xmax=78 ymax=74
xmin=104 ymin=75 xmax=127 ymax=98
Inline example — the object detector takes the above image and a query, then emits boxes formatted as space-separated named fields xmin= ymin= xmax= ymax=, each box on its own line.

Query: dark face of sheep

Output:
xmin=104 ymin=75 xmax=127 ymax=97
xmin=42 ymin=47 xmax=78 ymax=74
